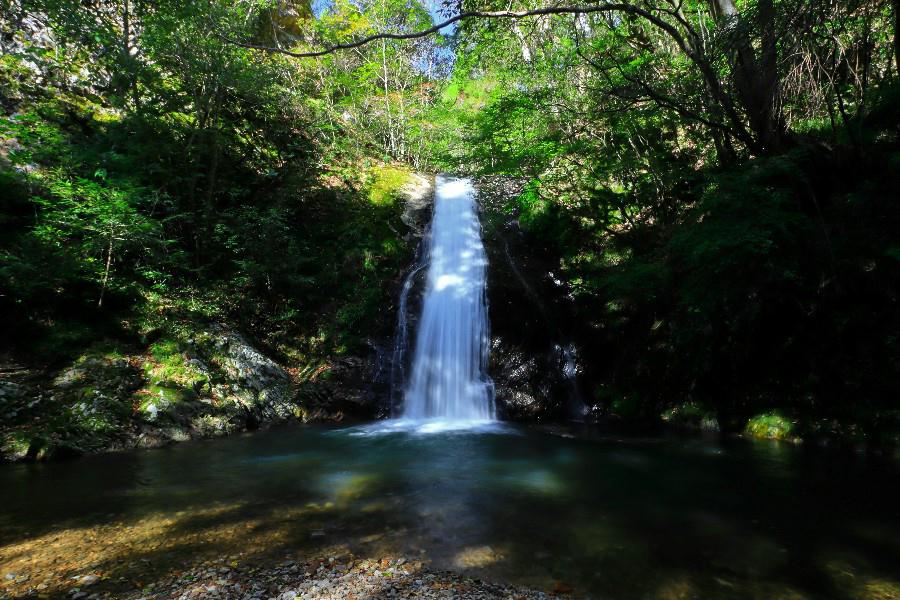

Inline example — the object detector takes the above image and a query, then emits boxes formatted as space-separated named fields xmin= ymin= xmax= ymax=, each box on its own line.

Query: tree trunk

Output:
xmin=894 ymin=0 xmax=900 ymax=75
xmin=511 ymin=22 xmax=532 ymax=62
xmin=381 ymin=38 xmax=396 ymax=155
xmin=203 ymin=112 xmax=221 ymax=265
xmin=757 ymin=0 xmax=783 ymax=146
xmin=98 ymin=231 xmax=114 ymax=308
xmin=122 ymin=0 xmax=130 ymax=62
xmin=185 ymin=102 xmax=208 ymax=267
xmin=710 ymin=0 xmax=786 ymax=154
xmin=398 ymin=88 xmax=407 ymax=160
xmin=121 ymin=0 xmax=139 ymax=108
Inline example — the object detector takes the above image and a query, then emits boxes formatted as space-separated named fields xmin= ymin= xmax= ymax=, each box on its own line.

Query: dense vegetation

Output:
xmin=0 ymin=0 xmax=445 ymax=457
xmin=1 ymin=0 xmax=449 ymax=358
xmin=1 ymin=0 xmax=899 ymax=455
xmin=424 ymin=0 xmax=900 ymax=444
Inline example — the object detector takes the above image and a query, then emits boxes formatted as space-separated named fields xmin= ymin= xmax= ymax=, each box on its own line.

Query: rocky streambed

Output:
xmin=3 ymin=551 xmax=561 ymax=600
xmin=2 ymin=420 xmax=898 ymax=600
xmin=120 ymin=555 xmax=559 ymax=600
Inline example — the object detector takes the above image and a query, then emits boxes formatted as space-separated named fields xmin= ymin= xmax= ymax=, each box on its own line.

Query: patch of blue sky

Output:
xmin=310 ymin=0 xmax=457 ymax=72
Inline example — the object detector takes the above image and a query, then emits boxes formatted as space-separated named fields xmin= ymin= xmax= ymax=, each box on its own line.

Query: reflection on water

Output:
xmin=347 ymin=417 xmax=510 ymax=435
xmin=1 ymin=424 xmax=899 ymax=599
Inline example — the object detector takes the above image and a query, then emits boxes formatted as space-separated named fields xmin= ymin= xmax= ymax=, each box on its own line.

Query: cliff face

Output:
xmin=299 ymin=174 xmax=434 ymax=421
xmin=475 ymin=178 xmax=588 ymax=422
xmin=381 ymin=174 xmax=584 ymax=422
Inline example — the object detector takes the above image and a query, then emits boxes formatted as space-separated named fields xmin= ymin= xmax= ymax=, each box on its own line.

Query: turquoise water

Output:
xmin=1 ymin=424 xmax=898 ymax=598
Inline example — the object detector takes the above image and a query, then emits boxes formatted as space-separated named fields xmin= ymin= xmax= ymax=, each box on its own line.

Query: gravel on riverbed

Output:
xmin=103 ymin=555 xmax=563 ymax=600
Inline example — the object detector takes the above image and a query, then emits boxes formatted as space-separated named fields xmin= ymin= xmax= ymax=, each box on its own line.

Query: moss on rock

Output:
xmin=745 ymin=412 xmax=797 ymax=441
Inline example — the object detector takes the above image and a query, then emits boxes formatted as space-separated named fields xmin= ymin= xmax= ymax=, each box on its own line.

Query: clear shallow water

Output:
xmin=1 ymin=424 xmax=899 ymax=599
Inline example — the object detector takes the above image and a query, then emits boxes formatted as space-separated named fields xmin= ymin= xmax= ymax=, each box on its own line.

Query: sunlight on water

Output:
xmin=1 ymin=424 xmax=897 ymax=600
xmin=316 ymin=471 xmax=380 ymax=502
xmin=513 ymin=469 xmax=565 ymax=495
xmin=453 ymin=545 xmax=506 ymax=568
xmin=346 ymin=418 xmax=510 ymax=436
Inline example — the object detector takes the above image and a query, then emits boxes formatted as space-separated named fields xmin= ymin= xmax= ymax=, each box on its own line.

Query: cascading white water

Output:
xmin=402 ymin=176 xmax=495 ymax=422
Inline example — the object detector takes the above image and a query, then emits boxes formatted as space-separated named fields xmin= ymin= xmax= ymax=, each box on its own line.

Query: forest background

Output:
xmin=1 ymin=0 xmax=898 ymax=457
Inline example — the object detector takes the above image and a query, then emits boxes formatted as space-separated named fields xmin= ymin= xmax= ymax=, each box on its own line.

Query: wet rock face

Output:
xmin=377 ymin=176 xmax=434 ymax=417
xmin=490 ymin=341 xmax=555 ymax=420
xmin=202 ymin=325 xmax=295 ymax=421
xmin=386 ymin=174 xmax=583 ymax=421
xmin=293 ymin=174 xmax=434 ymax=421
xmin=400 ymin=174 xmax=434 ymax=238
xmin=297 ymin=354 xmax=384 ymax=421
xmin=476 ymin=178 xmax=584 ymax=421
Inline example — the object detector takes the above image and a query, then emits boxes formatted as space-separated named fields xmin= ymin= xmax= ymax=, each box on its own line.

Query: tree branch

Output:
xmin=218 ymin=3 xmax=695 ymax=59
xmin=221 ymin=0 xmax=759 ymax=148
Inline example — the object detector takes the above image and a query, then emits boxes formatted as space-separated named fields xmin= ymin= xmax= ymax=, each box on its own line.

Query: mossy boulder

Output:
xmin=745 ymin=412 xmax=797 ymax=441
xmin=1 ymin=346 xmax=145 ymax=461
xmin=192 ymin=325 xmax=296 ymax=420
xmin=661 ymin=402 xmax=720 ymax=431
xmin=368 ymin=165 xmax=412 ymax=207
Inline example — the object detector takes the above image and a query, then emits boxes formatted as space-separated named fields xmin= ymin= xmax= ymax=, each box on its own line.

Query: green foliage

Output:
xmin=608 ymin=395 xmax=644 ymax=420
xmin=368 ymin=166 xmax=411 ymax=206
xmin=419 ymin=2 xmax=900 ymax=444
xmin=661 ymin=403 xmax=719 ymax=431
xmin=2 ymin=0 xmax=898 ymax=451
xmin=0 ymin=0 xmax=429 ymax=373
xmin=144 ymin=340 xmax=207 ymax=391
xmin=745 ymin=413 xmax=795 ymax=441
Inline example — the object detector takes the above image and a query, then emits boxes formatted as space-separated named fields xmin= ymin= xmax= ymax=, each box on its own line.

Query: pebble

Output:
xmin=106 ymin=554 xmax=560 ymax=600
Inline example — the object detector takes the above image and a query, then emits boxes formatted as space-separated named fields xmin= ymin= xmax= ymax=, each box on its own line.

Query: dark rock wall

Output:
xmin=476 ymin=178 xmax=588 ymax=422
xmin=311 ymin=173 xmax=434 ymax=420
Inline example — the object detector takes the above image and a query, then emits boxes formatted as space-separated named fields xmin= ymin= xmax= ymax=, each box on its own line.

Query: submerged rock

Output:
xmin=0 ymin=381 xmax=27 ymax=400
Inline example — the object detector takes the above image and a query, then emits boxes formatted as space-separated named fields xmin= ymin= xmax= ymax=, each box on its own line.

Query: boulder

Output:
xmin=202 ymin=326 xmax=296 ymax=421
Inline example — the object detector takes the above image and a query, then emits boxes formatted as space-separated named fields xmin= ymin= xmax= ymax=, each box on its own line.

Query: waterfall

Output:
xmin=389 ymin=259 xmax=425 ymax=416
xmin=402 ymin=176 xmax=495 ymax=422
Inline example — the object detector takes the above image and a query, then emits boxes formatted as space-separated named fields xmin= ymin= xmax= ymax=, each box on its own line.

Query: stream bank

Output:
xmin=0 ymin=174 xmax=435 ymax=463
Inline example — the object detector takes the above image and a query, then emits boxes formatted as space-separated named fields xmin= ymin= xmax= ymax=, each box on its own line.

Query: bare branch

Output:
xmin=218 ymin=3 xmax=694 ymax=59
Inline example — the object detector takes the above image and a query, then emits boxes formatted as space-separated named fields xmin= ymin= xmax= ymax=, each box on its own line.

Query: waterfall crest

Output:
xmin=402 ymin=176 xmax=495 ymax=422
